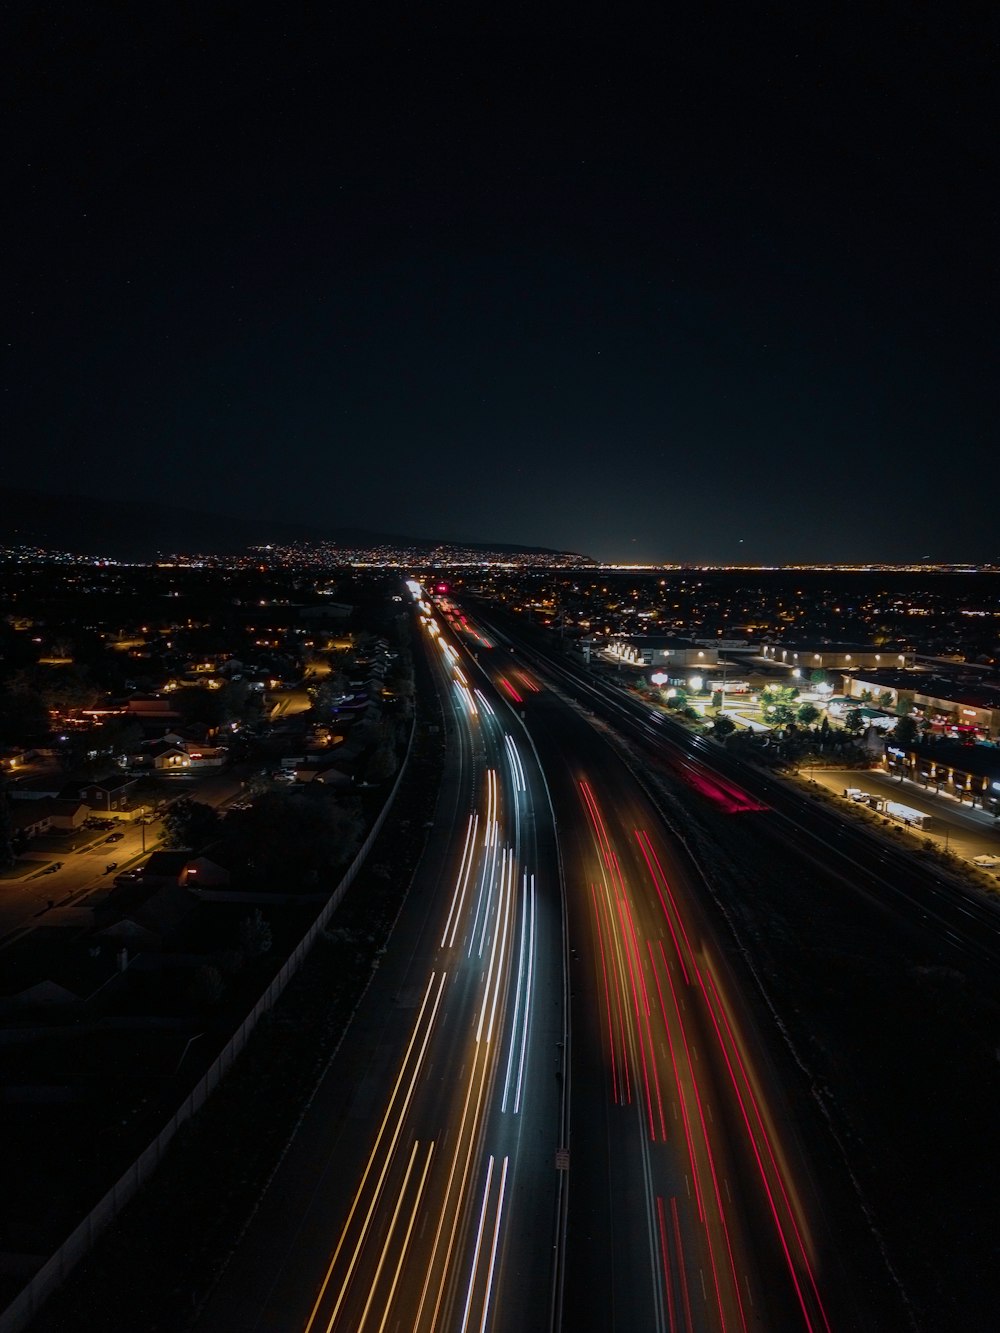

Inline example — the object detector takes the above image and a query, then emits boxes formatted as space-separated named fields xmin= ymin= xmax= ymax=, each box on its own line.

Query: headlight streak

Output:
xmin=442 ymin=813 xmax=480 ymax=950
xmin=461 ymin=1155 xmax=496 ymax=1333
xmin=354 ymin=1136 xmax=425 ymax=1333
xmin=304 ymin=971 xmax=448 ymax=1333
xmin=469 ymin=771 xmax=501 ymax=959
xmin=473 ymin=688 xmax=496 ymax=717
xmin=481 ymin=1156 xmax=510 ymax=1333
xmin=414 ymin=962 xmax=513 ymax=1332
xmin=308 ymin=642 xmax=544 ymax=1333
xmin=477 ymin=849 xmax=515 ymax=1044
xmin=375 ymin=1141 xmax=436 ymax=1333
xmin=501 ymin=871 xmax=536 ymax=1114
xmin=453 ymin=679 xmax=479 ymax=716
xmin=503 ymin=732 xmax=527 ymax=792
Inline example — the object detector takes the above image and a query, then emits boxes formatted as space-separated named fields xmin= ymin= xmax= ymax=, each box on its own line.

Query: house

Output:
xmin=148 ymin=742 xmax=192 ymax=771
xmin=299 ymin=602 xmax=353 ymax=620
xmin=293 ymin=757 xmax=355 ymax=787
xmin=140 ymin=850 xmax=192 ymax=887
xmin=607 ymin=634 xmax=720 ymax=668
xmin=182 ymin=854 xmax=232 ymax=888
xmin=10 ymin=803 xmax=51 ymax=840
xmin=125 ymin=697 xmax=182 ymax=721
xmin=79 ymin=773 xmax=140 ymax=814
xmin=130 ymin=883 xmax=197 ymax=942
xmin=41 ymin=799 xmax=90 ymax=831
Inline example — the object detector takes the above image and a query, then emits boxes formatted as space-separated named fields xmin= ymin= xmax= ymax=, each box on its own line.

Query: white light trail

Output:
xmin=478 ymin=849 xmax=515 ymax=1043
xmin=503 ymin=733 xmax=526 ymax=792
xmin=460 ymin=1156 xmax=496 ymax=1333
xmin=442 ymin=813 xmax=479 ymax=949
xmin=474 ymin=689 xmax=496 ymax=717
xmin=479 ymin=1156 xmax=510 ymax=1333
xmin=502 ymin=871 xmax=536 ymax=1114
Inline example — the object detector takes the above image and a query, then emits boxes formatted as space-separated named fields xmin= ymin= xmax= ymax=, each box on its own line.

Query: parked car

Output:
xmin=113 ymin=871 xmax=142 ymax=887
xmin=105 ymin=831 xmax=125 ymax=843
xmin=973 ymin=854 xmax=1000 ymax=868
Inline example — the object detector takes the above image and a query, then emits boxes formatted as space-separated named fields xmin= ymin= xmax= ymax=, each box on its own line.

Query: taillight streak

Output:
xmin=697 ymin=965 xmax=832 ymax=1333
xmin=656 ymin=945 xmax=747 ymax=1333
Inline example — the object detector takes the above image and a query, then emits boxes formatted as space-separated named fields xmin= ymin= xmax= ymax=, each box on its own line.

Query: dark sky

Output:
xmin=5 ymin=3 xmax=997 ymax=562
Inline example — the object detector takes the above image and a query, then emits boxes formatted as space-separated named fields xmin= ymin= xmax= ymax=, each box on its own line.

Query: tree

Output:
xmin=843 ymin=709 xmax=865 ymax=735
xmin=712 ymin=714 xmax=737 ymax=740
xmin=0 ymin=783 xmax=16 ymax=870
xmin=0 ymin=684 xmax=50 ymax=744
xmin=171 ymin=680 xmax=250 ymax=731
xmin=760 ymin=685 xmax=799 ymax=729
xmin=311 ymin=673 xmax=350 ymax=716
xmin=236 ymin=909 xmax=272 ymax=961
xmin=766 ymin=703 xmax=797 ymax=727
xmin=188 ymin=964 xmax=225 ymax=1008
xmin=163 ymin=797 xmax=221 ymax=849
xmin=796 ymin=702 xmax=820 ymax=726
xmin=239 ymin=789 xmax=363 ymax=887
xmin=364 ymin=742 xmax=398 ymax=785
xmin=891 ymin=715 xmax=918 ymax=748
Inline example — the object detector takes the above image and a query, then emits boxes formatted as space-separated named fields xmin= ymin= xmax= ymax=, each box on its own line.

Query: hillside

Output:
xmin=0 ymin=487 xmax=569 ymax=561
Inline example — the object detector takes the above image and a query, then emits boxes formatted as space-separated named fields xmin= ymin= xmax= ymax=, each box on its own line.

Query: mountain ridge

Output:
xmin=0 ymin=487 xmax=574 ymax=561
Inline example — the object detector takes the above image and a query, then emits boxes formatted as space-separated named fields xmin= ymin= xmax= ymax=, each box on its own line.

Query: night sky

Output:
xmin=5 ymin=4 xmax=997 ymax=563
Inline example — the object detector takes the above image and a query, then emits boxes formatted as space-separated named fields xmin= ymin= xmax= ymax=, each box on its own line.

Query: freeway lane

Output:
xmin=501 ymin=682 xmax=832 ymax=1332
xmin=447 ymin=600 xmax=923 ymax=1331
xmin=464 ymin=604 xmax=1000 ymax=1328
xmin=196 ymin=593 xmax=562 ymax=1332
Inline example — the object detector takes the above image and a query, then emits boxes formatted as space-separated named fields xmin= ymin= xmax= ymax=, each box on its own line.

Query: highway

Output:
xmin=463 ymin=602 xmax=1000 ymax=1330
xmin=451 ymin=607 xmax=836 ymax=1332
xmin=196 ymin=588 xmax=563 ymax=1332
xmin=195 ymin=591 xmax=1000 ymax=1331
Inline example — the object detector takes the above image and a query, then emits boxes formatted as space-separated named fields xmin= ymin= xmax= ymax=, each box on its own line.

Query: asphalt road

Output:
xmin=195 ymin=601 xmax=563 ymax=1332
xmin=456 ymin=615 xmax=839 ymax=1332
xmin=469 ymin=605 xmax=1000 ymax=1330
